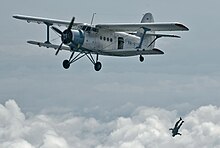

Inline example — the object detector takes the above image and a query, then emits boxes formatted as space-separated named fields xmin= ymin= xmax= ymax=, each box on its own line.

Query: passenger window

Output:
xmin=100 ymin=36 xmax=102 ymax=40
xmin=103 ymin=37 xmax=106 ymax=41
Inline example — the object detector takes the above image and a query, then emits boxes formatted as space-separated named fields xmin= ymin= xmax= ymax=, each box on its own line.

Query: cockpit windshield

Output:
xmin=80 ymin=25 xmax=98 ymax=32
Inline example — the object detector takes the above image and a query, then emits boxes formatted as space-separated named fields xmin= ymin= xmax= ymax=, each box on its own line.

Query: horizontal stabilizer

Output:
xmin=146 ymin=33 xmax=181 ymax=38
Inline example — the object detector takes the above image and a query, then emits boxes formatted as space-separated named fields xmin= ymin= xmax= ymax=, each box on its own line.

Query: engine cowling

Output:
xmin=71 ymin=30 xmax=85 ymax=48
xmin=62 ymin=29 xmax=85 ymax=49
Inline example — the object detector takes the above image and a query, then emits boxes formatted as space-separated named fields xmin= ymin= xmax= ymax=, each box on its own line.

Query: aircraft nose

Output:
xmin=61 ymin=30 xmax=72 ymax=44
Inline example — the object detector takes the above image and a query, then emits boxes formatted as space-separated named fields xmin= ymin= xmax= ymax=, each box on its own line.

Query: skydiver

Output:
xmin=169 ymin=117 xmax=184 ymax=137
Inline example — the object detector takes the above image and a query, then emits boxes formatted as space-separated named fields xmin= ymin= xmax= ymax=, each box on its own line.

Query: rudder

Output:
xmin=141 ymin=13 xmax=154 ymax=23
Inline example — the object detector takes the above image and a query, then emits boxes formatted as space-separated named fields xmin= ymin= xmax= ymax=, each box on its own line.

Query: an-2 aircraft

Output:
xmin=13 ymin=13 xmax=189 ymax=71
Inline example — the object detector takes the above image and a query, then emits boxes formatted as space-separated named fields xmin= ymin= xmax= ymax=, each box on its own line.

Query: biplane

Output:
xmin=13 ymin=13 xmax=189 ymax=71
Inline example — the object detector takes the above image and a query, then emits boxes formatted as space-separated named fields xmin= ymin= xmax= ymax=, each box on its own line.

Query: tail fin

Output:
xmin=141 ymin=13 xmax=154 ymax=23
xmin=137 ymin=13 xmax=154 ymax=37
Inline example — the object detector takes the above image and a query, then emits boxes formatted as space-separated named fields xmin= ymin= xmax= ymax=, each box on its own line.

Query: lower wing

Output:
xmin=27 ymin=41 xmax=164 ymax=57
xmin=101 ymin=48 xmax=164 ymax=57
xmin=27 ymin=41 xmax=70 ymax=51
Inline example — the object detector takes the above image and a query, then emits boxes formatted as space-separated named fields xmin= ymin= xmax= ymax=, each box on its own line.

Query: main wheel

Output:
xmin=139 ymin=55 xmax=144 ymax=62
xmin=63 ymin=60 xmax=70 ymax=69
xmin=94 ymin=62 xmax=102 ymax=71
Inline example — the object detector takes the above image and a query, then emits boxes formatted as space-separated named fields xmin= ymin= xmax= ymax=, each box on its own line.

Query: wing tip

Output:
xmin=12 ymin=14 xmax=27 ymax=20
xmin=153 ymin=48 xmax=164 ymax=54
xmin=12 ymin=14 xmax=19 ymax=19
xmin=175 ymin=23 xmax=189 ymax=31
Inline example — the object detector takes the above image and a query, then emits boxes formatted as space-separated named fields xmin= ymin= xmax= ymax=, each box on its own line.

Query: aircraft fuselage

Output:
xmin=78 ymin=26 xmax=155 ymax=56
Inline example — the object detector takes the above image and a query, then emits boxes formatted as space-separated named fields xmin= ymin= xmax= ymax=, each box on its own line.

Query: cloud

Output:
xmin=40 ymin=130 xmax=69 ymax=148
xmin=0 ymin=100 xmax=220 ymax=148
xmin=2 ymin=139 xmax=34 ymax=148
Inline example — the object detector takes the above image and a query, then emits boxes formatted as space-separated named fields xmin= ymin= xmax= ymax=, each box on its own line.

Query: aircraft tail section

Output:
xmin=138 ymin=13 xmax=156 ymax=48
xmin=141 ymin=13 xmax=154 ymax=23
xmin=137 ymin=13 xmax=154 ymax=37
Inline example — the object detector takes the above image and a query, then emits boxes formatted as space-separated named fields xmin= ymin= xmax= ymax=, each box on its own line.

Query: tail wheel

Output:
xmin=94 ymin=62 xmax=102 ymax=71
xmin=63 ymin=60 xmax=70 ymax=69
xmin=139 ymin=55 xmax=144 ymax=62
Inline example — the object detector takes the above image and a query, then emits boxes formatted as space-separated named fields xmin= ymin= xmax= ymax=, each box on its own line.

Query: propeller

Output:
xmin=68 ymin=17 xmax=75 ymax=31
xmin=51 ymin=26 xmax=62 ymax=35
xmin=55 ymin=42 xmax=63 ymax=55
xmin=52 ymin=17 xmax=75 ymax=55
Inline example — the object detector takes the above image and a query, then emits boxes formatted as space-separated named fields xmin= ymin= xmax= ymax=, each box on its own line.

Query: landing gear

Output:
xmin=61 ymin=52 xmax=102 ymax=71
xmin=63 ymin=60 xmax=70 ymax=69
xmin=62 ymin=52 xmax=85 ymax=70
xmin=94 ymin=62 xmax=102 ymax=71
xmin=87 ymin=54 xmax=102 ymax=71
xmin=139 ymin=55 xmax=144 ymax=62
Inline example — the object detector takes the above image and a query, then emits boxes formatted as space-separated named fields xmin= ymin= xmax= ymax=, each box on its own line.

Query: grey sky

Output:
xmin=2 ymin=0 xmax=220 ymax=114
xmin=0 ymin=0 xmax=219 ymax=115
xmin=1 ymin=0 xmax=220 ymax=147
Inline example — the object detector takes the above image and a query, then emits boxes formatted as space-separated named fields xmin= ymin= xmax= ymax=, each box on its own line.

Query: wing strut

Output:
xmin=136 ymin=27 xmax=150 ymax=49
xmin=45 ymin=22 xmax=52 ymax=44
xmin=147 ymin=35 xmax=162 ymax=48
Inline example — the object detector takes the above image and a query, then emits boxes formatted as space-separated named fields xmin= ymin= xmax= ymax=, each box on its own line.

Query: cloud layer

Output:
xmin=0 ymin=100 xmax=220 ymax=148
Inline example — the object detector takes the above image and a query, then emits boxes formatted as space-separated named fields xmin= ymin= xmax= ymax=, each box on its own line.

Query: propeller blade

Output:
xmin=51 ymin=26 xmax=63 ymax=35
xmin=67 ymin=17 xmax=75 ymax=30
xmin=55 ymin=42 xmax=63 ymax=55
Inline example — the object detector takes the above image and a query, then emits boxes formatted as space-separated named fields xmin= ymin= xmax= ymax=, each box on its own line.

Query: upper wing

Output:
xmin=96 ymin=22 xmax=189 ymax=32
xmin=13 ymin=14 xmax=83 ymax=28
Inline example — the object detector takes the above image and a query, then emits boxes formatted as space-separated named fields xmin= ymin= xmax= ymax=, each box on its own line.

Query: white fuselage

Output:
xmin=81 ymin=30 xmax=155 ymax=56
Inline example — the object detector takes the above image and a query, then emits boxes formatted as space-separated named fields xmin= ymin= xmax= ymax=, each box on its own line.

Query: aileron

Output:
xmin=13 ymin=14 xmax=83 ymax=28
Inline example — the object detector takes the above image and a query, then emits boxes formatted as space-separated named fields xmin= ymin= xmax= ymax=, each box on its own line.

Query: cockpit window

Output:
xmin=92 ymin=28 xmax=98 ymax=32
xmin=81 ymin=26 xmax=87 ymax=30
xmin=80 ymin=25 xmax=98 ymax=32
xmin=85 ymin=26 xmax=91 ymax=31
